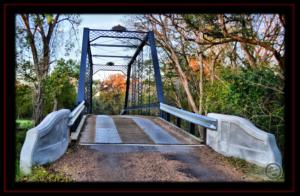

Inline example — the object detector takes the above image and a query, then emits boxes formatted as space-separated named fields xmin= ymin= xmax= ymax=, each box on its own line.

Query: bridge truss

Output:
xmin=76 ymin=28 xmax=165 ymax=114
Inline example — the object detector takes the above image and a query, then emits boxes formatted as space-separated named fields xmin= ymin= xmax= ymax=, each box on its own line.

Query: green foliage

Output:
xmin=203 ymin=67 xmax=284 ymax=156
xmin=224 ymin=156 xmax=283 ymax=182
xmin=17 ymin=166 xmax=72 ymax=182
xmin=15 ymin=119 xmax=33 ymax=181
xmin=93 ymin=94 xmax=125 ymax=115
xmin=44 ymin=59 xmax=79 ymax=114
xmin=16 ymin=119 xmax=34 ymax=130
xmin=92 ymin=74 xmax=126 ymax=115
xmin=15 ymin=84 xmax=33 ymax=119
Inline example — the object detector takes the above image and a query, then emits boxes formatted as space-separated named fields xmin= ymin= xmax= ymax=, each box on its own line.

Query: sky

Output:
xmin=67 ymin=14 xmax=139 ymax=80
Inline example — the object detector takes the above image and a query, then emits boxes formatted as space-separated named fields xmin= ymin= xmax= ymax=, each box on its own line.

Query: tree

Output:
xmin=15 ymin=81 xmax=33 ymax=119
xmin=131 ymin=14 xmax=199 ymax=113
xmin=93 ymin=74 xmax=126 ymax=114
xmin=16 ymin=14 xmax=80 ymax=124
xmin=181 ymin=14 xmax=284 ymax=74
xmin=44 ymin=59 xmax=79 ymax=113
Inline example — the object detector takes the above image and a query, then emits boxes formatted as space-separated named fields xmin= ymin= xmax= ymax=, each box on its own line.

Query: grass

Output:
xmin=16 ymin=119 xmax=34 ymax=130
xmin=224 ymin=156 xmax=284 ymax=182
xmin=17 ymin=166 xmax=72 ymax=182
xmin=15 ymin=119 xmax=71 ymax=182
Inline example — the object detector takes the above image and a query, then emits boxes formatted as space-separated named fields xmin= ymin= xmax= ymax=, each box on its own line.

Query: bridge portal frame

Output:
xmin=76 ymin=28 xmax=165 ymax=114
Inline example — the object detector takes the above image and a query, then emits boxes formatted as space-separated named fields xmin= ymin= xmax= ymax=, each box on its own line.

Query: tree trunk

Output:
xmin=33 ymin=82 xmax=44 ymax=125
xmin=196 ymin=53 xmax=205 ymax=140
xmin=52 ymin=97 xmax=58 ymax=112
xmin=171 ymin=52 xmax=198 ymax=113
xmin=197 ymin=53 xmax=203 ymax=115
xmin=240 ymin=42 xmax=257 ymax=68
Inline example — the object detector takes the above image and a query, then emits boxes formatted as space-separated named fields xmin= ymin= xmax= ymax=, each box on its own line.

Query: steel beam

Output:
xmin=87 ymin=44 xmax=93 ymax=114
xmin=90 ymin=44 xmax=138 ymax=48
xmin=90 ymin=36 xmax=143 ymax=43
xmin=189 ymin=123 xmax=195 ymax=135
xmin=93 ymin=64 xmax=126 ymax=67
xmin=76 ymin=28 xmax=89 ymax=104
xmin=123 ymin=103 xmax=159 ymax=111
xmin=89 ymin=28 xmax=147 ymax=34
xmin=176 ymin=117 xmax=181 ymax=127
xmin=148 ymin=31 xmax=165 ymax=104
xmin=123 ymin=34 xmax=149 ymax=113
xmin=92 ymin=55 xmax=133 ymax=58
xmin=93 ymin=66 xmax=127 ymax=75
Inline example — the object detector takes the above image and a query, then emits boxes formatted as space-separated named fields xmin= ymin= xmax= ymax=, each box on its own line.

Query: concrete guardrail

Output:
xmin=206 ymin=113 xmax=282 ymax=167
xmin=20 ymin=109 xmax=71 ymax=175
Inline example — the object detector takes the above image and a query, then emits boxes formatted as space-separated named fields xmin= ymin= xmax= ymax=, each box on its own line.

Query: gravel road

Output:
xmin=49 ymin=144 xmax=250 ymax=182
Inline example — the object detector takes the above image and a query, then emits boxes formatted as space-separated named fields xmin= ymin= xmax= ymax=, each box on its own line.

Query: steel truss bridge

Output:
xmin=72 ymin=27 xmax=217 ymax=141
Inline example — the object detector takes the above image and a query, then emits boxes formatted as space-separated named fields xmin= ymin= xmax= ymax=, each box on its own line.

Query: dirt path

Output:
xmin=49 ymin=145 xmax=250 ymax=182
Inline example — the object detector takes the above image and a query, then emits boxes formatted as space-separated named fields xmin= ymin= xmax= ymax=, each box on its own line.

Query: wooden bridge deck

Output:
xmin=79 ymin=115 xmax=200 ymax=145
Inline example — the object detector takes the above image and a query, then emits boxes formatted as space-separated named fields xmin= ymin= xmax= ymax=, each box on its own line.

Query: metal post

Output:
xmin=124 ymin=63 xmax=132 ymax=115
xmin=87 ymin=46 xmax=93 ymax=114
xmin=166 ymin=112 xmax=170 ymax=122
xmin=76 ymin=28 xmax=89 ymax=104
xmin=176 ymin=117 xmax=181 ymax=128
xmin=148 ymin=31 xmax=165 ymax=104
xmin=203 ymin=128 xmax=207 ymax=144
xmin=189 ymin=123 xmax=195 ymax=135
xmin=160 ymin=110 xmax=164 ymax=119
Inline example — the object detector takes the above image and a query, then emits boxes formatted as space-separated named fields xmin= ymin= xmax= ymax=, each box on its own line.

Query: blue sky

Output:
xmin=67 ymin=14 xmax=139 ymax=80
xmin=70 ymin=14 xmax=134 ymax=60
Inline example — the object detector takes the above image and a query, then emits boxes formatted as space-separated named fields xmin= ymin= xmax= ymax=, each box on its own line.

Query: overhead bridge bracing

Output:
xmin=76 ymin=28 xmax=164 ymax=114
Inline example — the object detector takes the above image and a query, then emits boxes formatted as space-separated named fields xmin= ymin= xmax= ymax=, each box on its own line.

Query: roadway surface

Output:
xmin=49 ymin=115 xmax=256 ymax=182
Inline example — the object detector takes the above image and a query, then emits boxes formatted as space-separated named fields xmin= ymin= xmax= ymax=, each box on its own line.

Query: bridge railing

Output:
xmin=68 ymin=101 xmax=86 ymax=127
xmin=159 ymin=103 xmax=218 ymax=143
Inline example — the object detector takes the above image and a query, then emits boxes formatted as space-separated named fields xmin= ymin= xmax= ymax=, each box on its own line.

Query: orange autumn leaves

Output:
xmin=102 ymin=74 xmax=126 ymax=93
xmin=187 ymin=56 xmax=211 ymax=78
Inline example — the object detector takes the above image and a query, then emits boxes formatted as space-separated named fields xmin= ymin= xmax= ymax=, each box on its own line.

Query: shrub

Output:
xmin=204 ymin=67 xmax=284 ymax=157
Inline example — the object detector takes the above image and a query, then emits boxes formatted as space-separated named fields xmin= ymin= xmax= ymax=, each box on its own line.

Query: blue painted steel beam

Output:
xmin=76 ymin=28 xmax=89 ymax=105
xmin=93 ymin=64 xmax=126 ymax=67
xmin=89 ymin=28 xmax=147 ymax=34
xmin=90 ymin=44 xmax=138 ymax=48
xmin=148 ymin=31 xmax=165 ymax=104
xmin=92 ymin=55 xmax=133 ymax=58
xmin=123 ymin=33 xmax=149 ymax=113
xmin=90 ymin=36 xmax=143 ymax=43
xmin=124 ymin=34 xmax=148 ymax=111
xmin=87 ymin=41 xmax=93 ymax=114
xmin=123 ymin=103 xmax=160 ymax=111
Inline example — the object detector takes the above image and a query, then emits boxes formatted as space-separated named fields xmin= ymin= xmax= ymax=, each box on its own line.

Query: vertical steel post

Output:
xmin=87 ymin=46 xmax=93 ymax=114
xmin=166 ymin=112 xmax=170 ymax=122
xmin=123 ymin=34 xmax=148 ymax=114
xmin=148 ymin=31 xmax=165 ymax=104
xmin=176 ymin=117 xmax=181 ymax=128
xmin=203 ymin=128 xmax=207 ymax=144
xmin=189 ymin=123 xmax=195 ymax=135
xmin=123 ymin=63 xmax=133 ymax=115
xmin=76 ymin=28 xmax=89 ymax=104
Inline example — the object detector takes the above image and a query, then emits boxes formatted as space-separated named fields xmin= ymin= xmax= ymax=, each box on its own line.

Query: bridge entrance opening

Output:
xmin=71 ymin=26 xmax=217 ymax=146
xmin=76 ymin=26 xmax=164 ymax=116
